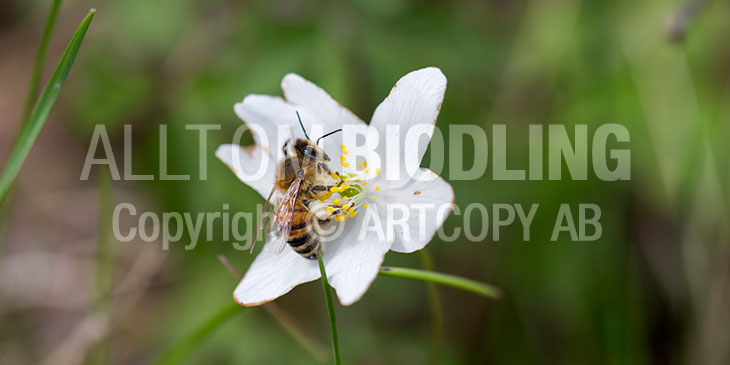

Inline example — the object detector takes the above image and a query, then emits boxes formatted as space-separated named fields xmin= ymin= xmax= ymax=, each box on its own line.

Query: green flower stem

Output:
xmin=379 ymin=266 xmax=502 ymax=299
xmin=19 ymin=0 xmax=63 ymax=125
xmin=418 ymin=250 xmax=443 ymax=365
xmin=0 ymin=8 xmax=95 ymax=204
xmin=318 ymin=255 xmax=341 ymax=365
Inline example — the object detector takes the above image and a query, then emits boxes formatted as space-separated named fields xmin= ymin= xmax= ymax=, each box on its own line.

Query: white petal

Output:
xmin=377 ymin=168 xmax=454 ymax=253
xmin=234 ymin=95 xmax=328 ymax=160
xmin=281 ymin=74 xmax=365 ymax=165
xmin=369 ymin=67 xmax=447 ymax=184
xmin=281 ymin=73 xmax=365 ymax=130
xmin=234 ymin=241 xmax=321 ymax=306
xmin=216 ymin=144 xmax=277 ymax=199
xmin=234 ymin=211 xmax=393 ymax=306
xmin=323 ymin=211 xmax=393 ymax=305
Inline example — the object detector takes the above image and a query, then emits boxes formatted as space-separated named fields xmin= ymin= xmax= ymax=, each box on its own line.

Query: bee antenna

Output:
xmin=316 ymin=128 xmax=342 ymax=145
xmin=296 ymin=111 xmax=311 ymax=140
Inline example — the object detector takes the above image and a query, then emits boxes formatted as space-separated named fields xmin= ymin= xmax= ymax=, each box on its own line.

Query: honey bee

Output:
xmin=251 ymin=112 xmax=343 ymax=259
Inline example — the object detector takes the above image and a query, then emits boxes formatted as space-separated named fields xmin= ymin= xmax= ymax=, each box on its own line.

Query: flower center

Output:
xmin=321 ymin=143 xmax=380 ymax=222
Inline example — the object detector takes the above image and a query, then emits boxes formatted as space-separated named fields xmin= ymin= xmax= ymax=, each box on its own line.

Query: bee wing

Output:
xmin=264 ymin=233 xmax=288 ymax=255
xmin=260 ymin=202 xmax=287 ymax=255
xmin=269 ymin=178 xmax=303 ymax=256
xmin=250 ymin=186 xmax=279 ymax=254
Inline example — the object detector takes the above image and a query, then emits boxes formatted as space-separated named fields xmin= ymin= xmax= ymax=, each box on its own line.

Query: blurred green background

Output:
xmin=1 ymin=0 xmax=729 ymax=363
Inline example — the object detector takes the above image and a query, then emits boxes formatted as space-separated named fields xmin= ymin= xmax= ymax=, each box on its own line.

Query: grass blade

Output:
xmin=19 ymin=0 xmax=63 ymax=125
xmin=153 ymin=303 xmax=242 ymax=365
xmin=0 ymin=0 xmax=64 ymax=249
xmin=379 ymin=266 xmax=502 ymax=299
xmin=0 ymin=8 xmax=96 ymax=204
xmin=87 ymin=165 xmax=115 ymax=364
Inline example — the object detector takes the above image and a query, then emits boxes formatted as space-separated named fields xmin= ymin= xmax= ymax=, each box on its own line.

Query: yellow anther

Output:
xmin=330 ymin=186 xmax=340 ymax=192
xmin=348 ymin=210 xmax=356 ymax=218
xmin=371 ymin=195 xmax=376 ymax=200
xmin=341 ymin=184 xmax=350 ymax=190
xmin=343 ymin=150 xmax=349 ymax=155
xmin=376 ymin=168 xmax=380 ymax=175
xmin=343 ymin=162 xmax=350 ymax=167
xmin=364 ymin=203 xmax=369 ymax=208
xmin=326 ymin=207 xmax=335 ymax=213
xmin=375 ymin=186 xmax=380 ymax=191
xmin=363 ymin=161 xmax=368 ymax=168
xmin=363 ymin=181 xmax=368 ymax=186
xmin=340 ymin=144 xmax=346 ymax=150
xmin=358 ymin=162 xmax=362 ymax=169
xmin=365 ymin=169 xmax=369 ymax=174
xmin=342 ymin=195 xmax=348 ymax=200
xmin=342 ymin=204 xmax=351 ymax=210
xmin=330 ymin=173 xmax=339 ymax=179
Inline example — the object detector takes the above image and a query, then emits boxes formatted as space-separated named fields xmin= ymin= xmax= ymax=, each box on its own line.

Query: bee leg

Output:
xmin=310 ymin=184 xmax=329 ymax=193
xmin=320 ymin=180 xmax=344 ymax=192
xmin=318 ymin=163 xmax=343 ymax=182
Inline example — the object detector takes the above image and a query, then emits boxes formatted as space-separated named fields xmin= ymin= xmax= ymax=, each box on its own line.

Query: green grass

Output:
xmin=0 ymin=8 xmax=96 ymax=204
xmin=379 ymin=266 xmax=502 ymax=299
xmin=153 ymin=302 xmax=243 ymax=365
xmin=18 ymin=0 xmax=63 ymax=125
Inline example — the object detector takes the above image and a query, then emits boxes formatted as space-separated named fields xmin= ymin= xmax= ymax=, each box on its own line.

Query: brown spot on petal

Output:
xmin=243 ymin=145 xmax=257 ymax=156
xmin=413 ymin=191 xmax=421 ymax=195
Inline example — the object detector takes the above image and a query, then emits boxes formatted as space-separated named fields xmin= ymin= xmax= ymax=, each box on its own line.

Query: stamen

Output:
xmin=320 ymin=152 xmax=379 ymax=224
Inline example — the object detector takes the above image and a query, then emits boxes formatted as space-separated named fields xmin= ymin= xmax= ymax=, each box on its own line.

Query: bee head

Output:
xmin=293 ymin=138 xmax=330 ymax=161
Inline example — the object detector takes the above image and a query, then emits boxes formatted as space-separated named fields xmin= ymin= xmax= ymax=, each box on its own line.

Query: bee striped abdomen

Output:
xmin=286 ymin=202 xmax=320 ymax=259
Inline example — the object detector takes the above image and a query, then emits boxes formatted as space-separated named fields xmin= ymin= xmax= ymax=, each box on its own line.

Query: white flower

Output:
xmin=216 ymin=67 xmax=454 ymax=306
